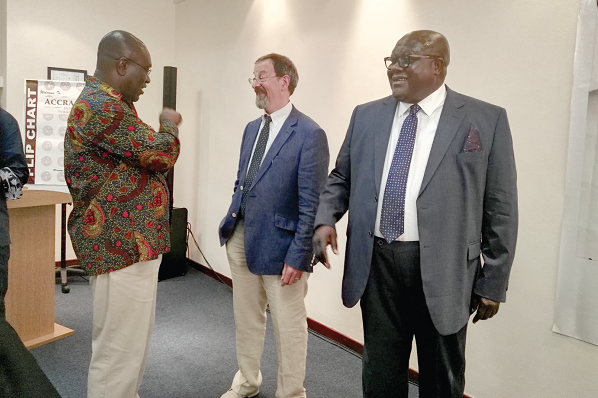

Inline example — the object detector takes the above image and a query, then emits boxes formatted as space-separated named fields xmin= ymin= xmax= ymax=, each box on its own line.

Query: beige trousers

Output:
xmin=87 ymin=256 xmax=162 ymax=398
xmin=226 ymin=221 xmax=309 ymax=398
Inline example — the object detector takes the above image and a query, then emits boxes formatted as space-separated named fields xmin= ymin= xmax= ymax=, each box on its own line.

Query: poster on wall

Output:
xmin=24 ymin=79 xmax=85 ymax=185
xmin=553 ymin=0 xmax=598 ymax=346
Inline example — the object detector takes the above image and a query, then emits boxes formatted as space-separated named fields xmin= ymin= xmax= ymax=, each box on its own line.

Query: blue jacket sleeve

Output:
xmin=284 ymin=128 xmax=330 ymax=271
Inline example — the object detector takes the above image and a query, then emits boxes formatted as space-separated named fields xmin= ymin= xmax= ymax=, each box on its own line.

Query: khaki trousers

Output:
xmin=87 ymin=256 xmax=162 ymax=398
xmin=226 ymin=221 xmax=309 ymax=398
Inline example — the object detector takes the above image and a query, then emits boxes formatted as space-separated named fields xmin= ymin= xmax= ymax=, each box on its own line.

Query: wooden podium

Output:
xmin=6 ymin=189 xmax=74 ymax=348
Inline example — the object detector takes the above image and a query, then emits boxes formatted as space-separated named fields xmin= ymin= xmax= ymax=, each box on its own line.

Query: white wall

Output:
xmin=173 ymin=0 xmax=598 ymax=397
xmin=0 ymin=0 xmax=7 ymax=107
xmin=5 ymin=0 xmax=176 ymax=130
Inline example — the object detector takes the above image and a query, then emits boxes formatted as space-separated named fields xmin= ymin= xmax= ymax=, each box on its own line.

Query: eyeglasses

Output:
xmin=384 ymin=55 xmax=442 ymax=70
xmin=116 ymin=57 xmax=152 ymax=76
xmin=248 ymin=75 xmax=280 ymax=85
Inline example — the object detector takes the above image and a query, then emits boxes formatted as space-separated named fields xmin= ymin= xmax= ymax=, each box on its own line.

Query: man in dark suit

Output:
xmin=0 ymin=107 xmax=61 ymax=397
xmin=0 ymin=107 xmax=28 ymax=320
xmin=313 ymin=30 xmax=518 ymax=397
xmin=219 ymin=54 xmax=329 ymax=398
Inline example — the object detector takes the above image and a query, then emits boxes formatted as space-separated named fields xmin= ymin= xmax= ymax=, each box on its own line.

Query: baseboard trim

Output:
xmin=189 ymin=260 xmax=233 ymax=288
xmin=305 ymin=316 xmax=363 ymax=355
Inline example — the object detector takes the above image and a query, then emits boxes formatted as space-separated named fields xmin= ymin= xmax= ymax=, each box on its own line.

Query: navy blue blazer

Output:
xmin=219 ymin=105 xmax=329 ymax=275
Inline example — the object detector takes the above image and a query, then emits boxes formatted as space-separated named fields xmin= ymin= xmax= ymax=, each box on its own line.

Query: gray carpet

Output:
xmin=30 ymin=267 xmax=418 ymax=397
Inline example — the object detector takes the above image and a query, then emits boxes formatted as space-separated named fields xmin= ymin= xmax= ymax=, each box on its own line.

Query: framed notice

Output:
xmin=47 ymin=67 xmax=87 ymax=81
xmin=24 ymin=79 xmax=85 ymax=185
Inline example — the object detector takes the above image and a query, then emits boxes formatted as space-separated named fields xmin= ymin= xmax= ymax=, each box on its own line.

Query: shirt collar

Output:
xmin=264 ymin=101 xmax=293 ymax=128
xmin=87 ymin=76 xmax=122 ymax=101
xmin=86 ymin=76 xmax=137 ymax=115
xmin=398 ymin=84 xmax=447 ymax=117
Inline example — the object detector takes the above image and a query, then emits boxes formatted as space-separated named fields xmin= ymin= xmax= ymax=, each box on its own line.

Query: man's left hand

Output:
xmin=281 ymin=264 xmax=303 ymax=286
xmin=470 ymin=295 xmax=500 ymax=323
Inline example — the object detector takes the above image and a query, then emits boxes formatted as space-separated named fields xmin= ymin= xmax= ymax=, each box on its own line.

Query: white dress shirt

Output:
xmin=246 ymin=101 xmax=293 ymax=172
xmin=374 ymin=84 xmax=447 ymax=241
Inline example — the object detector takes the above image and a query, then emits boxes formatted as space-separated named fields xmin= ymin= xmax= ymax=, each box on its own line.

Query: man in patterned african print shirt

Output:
xmin=64 ymin=30 xmax=182 ymax=398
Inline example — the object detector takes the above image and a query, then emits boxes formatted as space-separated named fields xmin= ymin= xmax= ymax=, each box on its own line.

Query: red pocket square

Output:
xmin=462 ymin=126 xmax=483 ymax=152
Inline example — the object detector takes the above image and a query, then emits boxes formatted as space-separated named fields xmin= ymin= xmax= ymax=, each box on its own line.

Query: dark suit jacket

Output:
xmin=0 ymin=108 xmax=30 ymax=246
xmin=315 ymin=87 xmax=518 ymax=335
xmin=219 ymin=105 xmax=329 ymax=275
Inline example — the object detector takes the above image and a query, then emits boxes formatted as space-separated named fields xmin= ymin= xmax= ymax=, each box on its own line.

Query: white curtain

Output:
xmin=554 ymin=0 xmax=598 ymax=345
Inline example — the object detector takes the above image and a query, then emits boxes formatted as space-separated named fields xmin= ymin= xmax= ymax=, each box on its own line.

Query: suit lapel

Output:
xmin=418 ymin=87 xmax=465 ymax=196
xmin=374 ymin=96 xmax=400 ymax=194
xmin=247 ymin=105 xmax=298 ymax=192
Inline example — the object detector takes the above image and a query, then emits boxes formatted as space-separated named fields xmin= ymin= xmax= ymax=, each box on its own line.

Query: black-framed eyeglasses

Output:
xmin=116 ymin=57 xmax=152 ymax=76
xmin=384 ymin=55 xmax=442 ymax=70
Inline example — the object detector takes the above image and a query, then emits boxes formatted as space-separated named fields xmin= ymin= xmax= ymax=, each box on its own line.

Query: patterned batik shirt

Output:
xmin=64 ymin=77 xmax=180 ymax=277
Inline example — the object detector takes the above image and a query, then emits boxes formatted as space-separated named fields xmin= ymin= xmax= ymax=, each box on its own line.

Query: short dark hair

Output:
xmin=255 ymin=53 xmax=299 ymax=95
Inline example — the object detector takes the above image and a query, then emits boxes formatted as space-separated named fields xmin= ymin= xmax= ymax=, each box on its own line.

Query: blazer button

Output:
xmin=374 ymin=196 xmax=378 ymax=202
xmin=232 ymin=213 xmax=237 ymax=218
xmin=368 ymin=231 xmax=373 ymax=237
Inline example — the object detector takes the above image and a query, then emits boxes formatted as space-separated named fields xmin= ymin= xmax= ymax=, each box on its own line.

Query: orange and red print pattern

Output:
xmin=64 ymin=77 xmax=180 ymax=276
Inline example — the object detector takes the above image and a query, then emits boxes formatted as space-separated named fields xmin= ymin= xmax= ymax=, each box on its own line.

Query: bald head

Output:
xmin=97 ymin=31 xmax=146 ymax=69
xmin=398 ymin=30 xmax=450 ymax=73
xmin=94 ymin=30 xmax=152 ymax=105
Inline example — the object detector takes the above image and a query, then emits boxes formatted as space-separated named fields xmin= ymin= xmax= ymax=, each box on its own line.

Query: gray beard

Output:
xmin=255 ymin=93 xmax=268 ymax=109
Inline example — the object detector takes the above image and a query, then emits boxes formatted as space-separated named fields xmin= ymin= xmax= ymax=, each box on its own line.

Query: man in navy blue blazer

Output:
xmin=218 ymin=54 xmax=329 ymax=398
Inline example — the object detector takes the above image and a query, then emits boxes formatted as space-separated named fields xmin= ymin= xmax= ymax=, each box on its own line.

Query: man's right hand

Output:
xmin=312 ymin=225 xmax=338 ymax=269
xmin=160 ymin=108 xmax=183 ymax=126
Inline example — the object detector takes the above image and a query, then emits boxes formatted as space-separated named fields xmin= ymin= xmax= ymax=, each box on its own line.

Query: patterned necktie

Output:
xmin=380 ymin=104 xmax=421 ymax=243
xmin=240 ymin=114 xmax=272 ymax=217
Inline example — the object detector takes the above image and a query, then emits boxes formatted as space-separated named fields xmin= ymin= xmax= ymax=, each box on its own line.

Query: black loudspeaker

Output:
xmin=163 ymin=66 xmax=177 ymax=110
xmin=163 ymin=66 xmax=177 ymax=215
xmin=159 ymin=207 xmax=188 ymax=281
xmin=159 ymin=67 xmax=184 ymax=281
